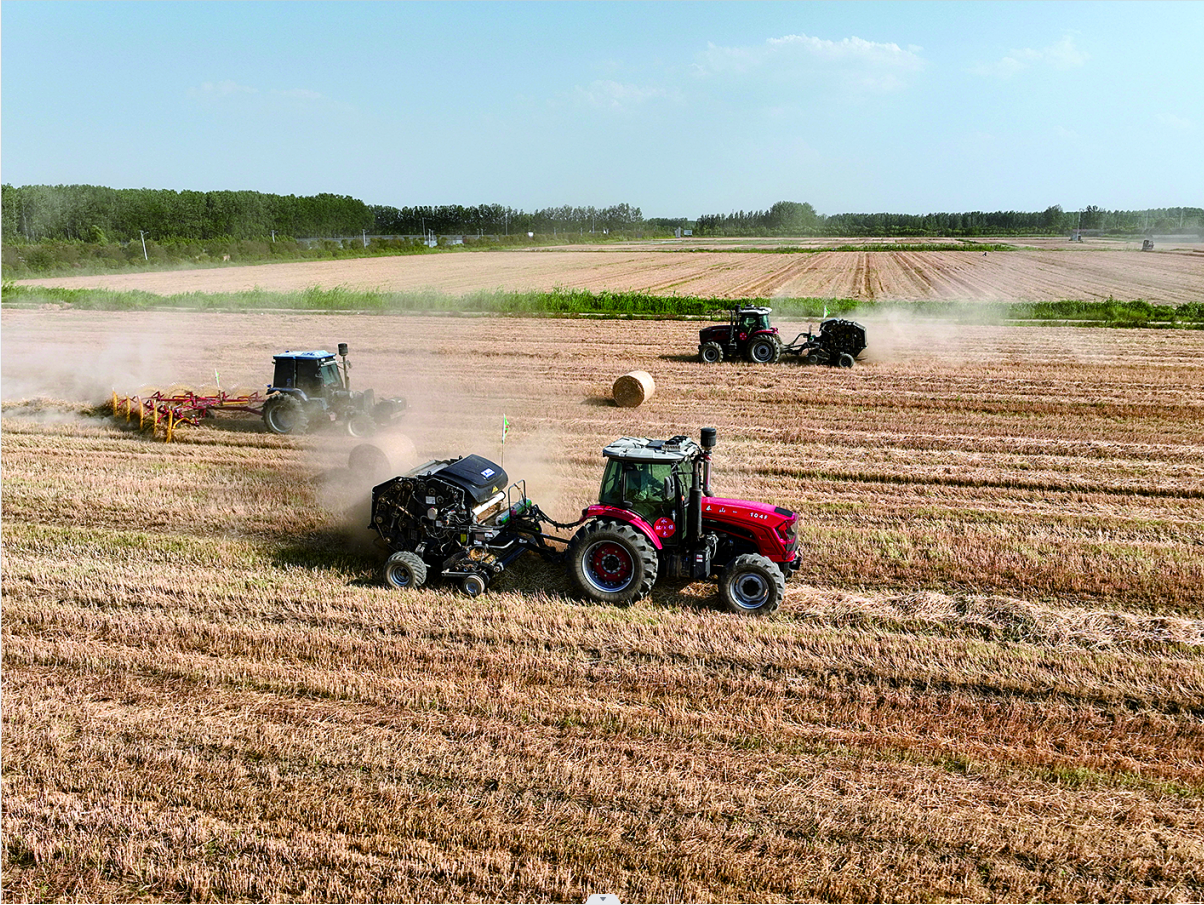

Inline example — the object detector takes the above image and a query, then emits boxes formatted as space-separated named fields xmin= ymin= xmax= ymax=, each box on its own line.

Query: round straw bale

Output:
xmin=612 ymin=370 xmax=655 ymax=408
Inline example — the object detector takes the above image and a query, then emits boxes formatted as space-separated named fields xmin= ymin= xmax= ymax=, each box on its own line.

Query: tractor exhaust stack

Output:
xmin=338 ymin=343 xmax=351 ymax=390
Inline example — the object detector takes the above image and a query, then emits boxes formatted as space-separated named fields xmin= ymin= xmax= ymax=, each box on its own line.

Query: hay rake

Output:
xmin=110 ymin=386 xmax=265 ymax=442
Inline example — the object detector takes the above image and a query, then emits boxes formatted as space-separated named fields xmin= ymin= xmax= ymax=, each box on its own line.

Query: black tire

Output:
xmin=720 ymin=553 xmax=785 ymax=616
xmin=346 ymin=413 xmax=376 ymax=438
xmin=383 ymin=551 xmax=427 ymax=590
xmin=837 ymin=352 xmax=855 ymax=369
xmin=747 ymin=337 xmax=781 ymax=364
xmin=569 ymin=519 xmax=658 ymax=605
xmin=263 ymin=395 xmax=308 ymax=435
xmin=461 ymin=573 xmax=488 ymax=598
xmin=699 ymin=342 xmax=724 ymax=364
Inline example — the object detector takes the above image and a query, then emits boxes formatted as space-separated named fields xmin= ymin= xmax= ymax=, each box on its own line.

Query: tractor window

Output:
xmin=318 ymin=361 xmax=343 ymax=388
xmin=599 ymin=460 xmax=677 ymax=521
xmin=741 ymin=312 xmax=768 ymax=332
xmin=599 ymin=460 xmax=624 ymax=507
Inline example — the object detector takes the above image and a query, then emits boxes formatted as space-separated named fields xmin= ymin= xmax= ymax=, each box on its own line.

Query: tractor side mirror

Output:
xmin=338 ymin=343 xmax=349 ymax=357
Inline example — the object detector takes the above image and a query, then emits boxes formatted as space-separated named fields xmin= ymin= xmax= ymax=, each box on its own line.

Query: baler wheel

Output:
xmin=461 ymin=573 xmax=488 ymax=597
xmin=384 ymin=551 xmax=427 ymax=590
xmin=837 ymin=353 xmax=855 ymax=369
xmin=569 ymin=520 xmax=658 ymax=605
xmin=720 ymin=553 xmax=785 ymax=616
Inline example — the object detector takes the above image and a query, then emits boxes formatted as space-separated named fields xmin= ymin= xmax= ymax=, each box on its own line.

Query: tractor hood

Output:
xmin=702 ymin=496 xmax=800 ymax=563
xmin=702 ymin=496 xmax=795 ymax=527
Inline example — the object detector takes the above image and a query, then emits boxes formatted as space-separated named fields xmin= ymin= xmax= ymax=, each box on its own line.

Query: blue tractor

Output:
xmin=262 ymin=343 xmax=405 ymax=437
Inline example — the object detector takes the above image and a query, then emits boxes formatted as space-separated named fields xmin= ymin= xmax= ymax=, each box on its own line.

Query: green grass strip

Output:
xmin=4 ymin=283 xmax=1202 ymax=326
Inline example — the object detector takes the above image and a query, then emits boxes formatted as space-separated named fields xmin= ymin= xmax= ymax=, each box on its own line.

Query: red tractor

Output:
xmin=369 ymin=428 xmax=800 ymax=615
xmin=568 ymin=427 xmax=800 ymax=614
xmin=699 ymin=306 xmax=867 ymax=368
xmin=698 ymin=306 xmax=783 ymax=363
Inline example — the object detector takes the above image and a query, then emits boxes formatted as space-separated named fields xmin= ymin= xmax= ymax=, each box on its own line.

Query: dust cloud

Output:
xmin=2 ymin=320 xmax=169 ymax=405
xmin=772 ymin=300 xmax=1009 ymax=366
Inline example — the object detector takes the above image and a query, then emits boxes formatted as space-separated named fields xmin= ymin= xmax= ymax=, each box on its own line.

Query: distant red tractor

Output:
xmin=698 ymin=306 xmax=867 ymax=368
xmin=369 ymin=427 xmax=801 ymax=615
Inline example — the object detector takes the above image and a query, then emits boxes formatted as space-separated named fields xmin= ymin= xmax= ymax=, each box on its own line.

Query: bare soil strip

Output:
xmin=14 ymin=242 xmax=1204 ymax=302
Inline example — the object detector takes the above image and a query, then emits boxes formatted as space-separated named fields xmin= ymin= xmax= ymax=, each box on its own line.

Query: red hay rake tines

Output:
xmin=110 ymin=387 xmax=265 ymax=442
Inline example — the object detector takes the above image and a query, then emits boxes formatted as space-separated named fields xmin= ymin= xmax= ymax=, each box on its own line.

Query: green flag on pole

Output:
xmin=503 ymin=414 xmax=509 ymax=442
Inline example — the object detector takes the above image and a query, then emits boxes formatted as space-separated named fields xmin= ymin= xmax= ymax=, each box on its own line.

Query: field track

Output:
xmin=14 ymin=237 xmax=1204 ymax=302
xmin=3 ymin=304 xmax=1204 ymax=902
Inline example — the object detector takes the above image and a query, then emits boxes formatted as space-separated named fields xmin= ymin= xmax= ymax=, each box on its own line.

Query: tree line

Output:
xmin=0 ymin=185 xmax=647 ymax=244
xmin=370 ymin=203 xmax=643 ymax=237
xmin=3 ymin=184 xmax=1199 ymax=247
xmin=1 ymin=184 xmax=375 ymax=244
xmin=695 ymin=203 xmax=1204 ymax=237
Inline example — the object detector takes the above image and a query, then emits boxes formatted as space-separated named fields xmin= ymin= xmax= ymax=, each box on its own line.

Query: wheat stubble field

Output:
xmin=15 ymin=237 xmax=1204 ymax=303
xmin=3 ymin=256 xmax=1204 ymax=901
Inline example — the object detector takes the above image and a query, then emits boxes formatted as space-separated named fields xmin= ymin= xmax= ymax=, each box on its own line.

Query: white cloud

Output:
xmin=271 ymin=88 xmax=325 ymax=102
xmin=575 ymin=79 xmax=678 ymax=111
xmin=970 ymin=34 xmax=1088 ymax=78
xmin=1156 ymin=112 xmax=1193 ymax=131
xmin=189 ymin=80 xmax=256 ymax=99
xmin=189 ymin=82 xmax=330 ymax=105
xmin=693 ymin=32 xmax=925 ymax=93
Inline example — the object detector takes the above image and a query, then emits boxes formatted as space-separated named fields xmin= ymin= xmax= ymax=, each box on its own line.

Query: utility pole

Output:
xmin=139 ymin=230 xmax=148 ymax=260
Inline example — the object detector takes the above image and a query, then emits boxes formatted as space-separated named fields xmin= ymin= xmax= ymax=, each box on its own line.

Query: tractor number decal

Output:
xmin=653 ymin=517 xmax=677 ymax=539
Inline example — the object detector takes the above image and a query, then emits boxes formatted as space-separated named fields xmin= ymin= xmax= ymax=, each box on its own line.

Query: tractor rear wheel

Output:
xmin=569 ymin=520 xmax=658 ymax=606
xmin=720 ymin=553 xmax=785 ymax=616
xmin=747 ymin=337 xmax=781 ymax=364
xmin=384 ymin=551 xmax=427 ymax=590
xmin=700 ymin=342 xmax=724 ymax=364
xmin=263 ymin=395 xmax=308 ymax=435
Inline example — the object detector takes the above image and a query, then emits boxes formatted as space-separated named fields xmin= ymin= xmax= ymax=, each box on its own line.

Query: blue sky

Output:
xmin=2 ymin=1 xmax=1200 ymax=218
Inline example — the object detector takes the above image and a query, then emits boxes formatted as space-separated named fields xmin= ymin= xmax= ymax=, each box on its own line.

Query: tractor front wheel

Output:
xmin=747 ymin=337 xmax=781 ymax=364
xmin=346 ymin=413 xmax=376 ymax=437
xmin=384 ymin=551 xmax=427 ymax=590
xmin=700 ymin=342 xmax=724 ymax=364
xmin=263 ymin=395 xmax=309 ymax=435
xmin=720 ymin=553 xmax=785 ymax=616
xmin=569 ymin=520 xmax=658 ymax=606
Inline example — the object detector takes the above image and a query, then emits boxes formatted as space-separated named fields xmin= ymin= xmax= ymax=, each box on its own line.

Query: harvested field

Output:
xmin=3 ymin=307 xmax=1203 ymax=902
xmin=14 ymin=238 xmax=1204 ymax=303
